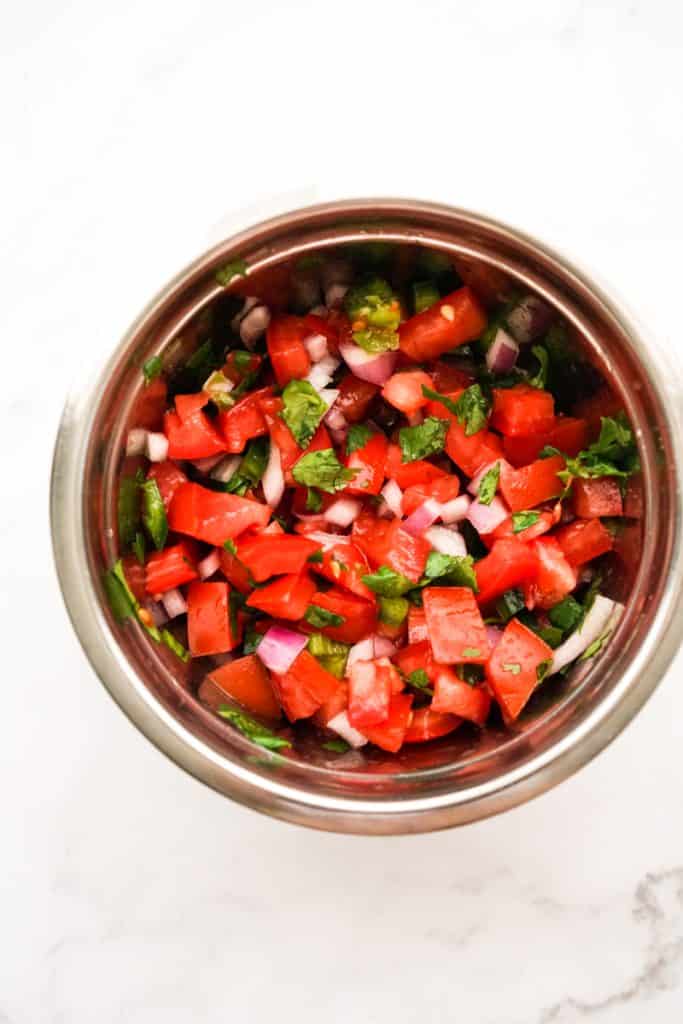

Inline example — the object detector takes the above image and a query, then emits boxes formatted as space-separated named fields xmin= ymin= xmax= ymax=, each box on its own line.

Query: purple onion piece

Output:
xmin=506 ymin=295 xmax=554 ymax=345
xmin=486 ymin=327 xmax=519 ymax=374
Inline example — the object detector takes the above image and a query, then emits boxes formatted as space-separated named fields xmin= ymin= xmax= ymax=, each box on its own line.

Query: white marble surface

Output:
xmin=3 ymin=1 xmax=683 ymax=1020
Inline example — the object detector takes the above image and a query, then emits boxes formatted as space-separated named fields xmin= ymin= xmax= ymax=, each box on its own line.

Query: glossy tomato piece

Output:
xmin=401 ymin=476 xmax=461 ymax=516
xmin=351 ymin=510 xmax=393 ymax=568
xmin=571 ymin=477 xmax=623 ymax=517
xmin=164 ymin=409 xmax=227 ymax=460
xmin=499 ymin=455 xmax=566 ymax=513
xmin=336 ymin=372 xmax=379 ymax=423
xmin=486 ymin=618 xmax=553 ymax=721
xmin=474 ymin=538 xmax=539 ymax=607
xmin=381 ymin=370 xmax=434 ymax=415
xmin=407 ymin=607 xmax=428 ymax=644
xmin=384 ymin=444 xmax=447 ymax=489
xmin=303 ymin=588 xmax=378 ymax=644
xmin=187 ymin=581 xmax=240 ymax=657
xmin=219 ymin=543 xmax=253 ymax=594
xmin=554 ymin=517 xmax=614 ymax=566
xmin=482 ymin=505 xmax=560 ymax=548
xmin=348 ymin=659 xmax=392 ymax=729
xmin=490 ymin=385 xmax=555 ymax=437
xmin=266 ymin=314 xmax=311 ymax=387
xmin=399 ymin=287 xmax=487 ymax=362
xmin=222 ymin=351 xmax=262 ymax=385
xmin=344 ymin=431 xmax=389 ymax=496
xmin=313 ymin=679 xmax=349 ymax=728
xmin=429 ymin=360 xmax=475 ymax=392
xmin=423 ymin=587 xmax=490 ymax=664
xmin=175 ymin=391 xmax=210 ymax=422
xmin=271 ymin=649 xmax=339 ymax=722
xmin=522 ymin=536 xmax=576 ymax=610
xmin=246 ymin=572 xmax=317 ymax=620
xmin=132 ymin=375 xmax=167 ymax=431
xmin=309 ymin=538 xmax=373 ymax=600
xmin=446 ymin=420 xmax=504 ymax=478
xmin=383 ymin=520 xmax=430 ymax=583
xmin=201 ymin=653 xmax=281 ymax=720
xmin=362 ymin=693 xmax=414 ymax=753
xmin=237 ymin=534 xmax=321 ymax=582
xmin=503 ymin=416 xmax=588 ymax=467
xmin=146 ymin=461 xmax=188 ymax=510
xmin=393 ymin=640 xmax=433 ymax=680
xmin=404 ymin=708 xmax=462 ymax=743
xmin=430 ymin=667 xmax=491 ymax=726
xmin=218 ymin=386 xmax=272 ymax=454
xmin=169 ymin=482 xmax=271 ymax=545
xmin=145 ymin=540 xmax=199 ymax=595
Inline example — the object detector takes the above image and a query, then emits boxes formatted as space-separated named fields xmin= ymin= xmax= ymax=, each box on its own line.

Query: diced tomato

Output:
xmin=554 ymin=518 xmax=614 ymax=566
xmin=303 ymin=588 xmax=377 ymax=644
xmin=336 ymin=372 xmax=379 ymax=423
xmin=219 ymin=545 xmax=252 ymax=594
xmin=402 ymin=476 xmax=461 ymax=516
xmin=175 ymin=391 xmax=210 ymax=423
xmin=423 ymin=587 xmax=490 ymax=664
xmin=486 ymin=618 xmax=553 ymax=721
xmin=246 ymin=572 xmax=317 ymax=620
xmin=571 ymin=477 xmax=623 ymax=518
xmin=429 ymin=360 xmax=475 ymax=392
xmin=237 ymin=534 xmax=321 ymax=582
xmin=187 ymin=581 xmax=240 ymax=657
xmin=362 ymin=693 xmax=414 ymax=753
xmin=383 ymin=520 xmax=431 ymax=583
xmin=132 ymin=375 xmax=167 ymax=431
xmin=499 ymin=455 xmax=566 ymax=513
xmin=384 ymin=444 xmax=447 ymax=489
xmin=313 ymin=679 xmax=349 ymax=727
xmin=121 ymin=554 xmax=147 ymax=604
xmin=146 ymin=461 xmax=188 ymax=510
xmin=217 ymin=386 xmax=273 ymax=454
xmin=503 ymin=416 xmax=588 ymax=467
xmin=258 ymin=395 xmax=301 ymax=475
xmin=407 ymin=607 xmax=428 ymax=644
xmin=351 ymin=510 xmax=393 ymax=568
xmin=271 ymin=649 xmax=339 ymax=722
xmin=169 ymin=482 xmax=271 ymax=545
xmin=446 ymin=420 xmax=504 ymax=478
xmin=573 ymin=388 xmax=624 ymax=441
xmin=377 ymin=657 xmax=405 ymax=695
xmin=348 ymin=659 xmax=392 ymax=728
xmin=266 ymin=314 xmax=311 ymax=387
xmin=164 ymin=409 xmax=226 ymax=460
xmin=381 ymin=370 xmax=434 ymax=415
xmin=344 ymin=431 xmax=388 ymax=496
xmin=490 ymin=385 xmax=555 ymax=437
xmin=431 ymin=667 xmax=491 ymax=726
xmin=474 ymin=538 xmax=539 ymax=607
xmin=310 ymin=539 xmax=373 ymax=600
xmin=404 ymin=708 xmax=462 ymax=743
xmin=482 ymin=506 xmax=560 ymax=548
xmin=202 ymin=653 xmax=280 ymax=720
xmin=145 ymin=540 xmax=199 ymax=595
xmin=399 ymin=287 xmax=488 ymax=362
xmin=523 ymin=536 xmax=577 ymax=610
xmin=393 ymin=640 xmax=433 ymax=678
xmin=222 ymin=351 xmax=262 ymax=385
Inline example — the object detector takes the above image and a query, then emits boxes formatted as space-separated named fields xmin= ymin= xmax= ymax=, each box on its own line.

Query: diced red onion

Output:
xmin=210 ymin=454 xmax=242 ymax=483
xmin=240 ymin=304 xmax=271 ymax=349
xmin=230 ymin=296 xmax=260 ymax=333
xmin=339 ymin=338 xmax=397 ymax=386
xmin=403 ymin=498 xmax=442 ymax=536
xmin=325 ymin=405 xmax=348 ymax=431
xmin=486 ymin=327 xmax=519 ymax=374
xmin=144 ymin=600 xmax=168 ymax=628
xmin=550 ymin=596 xmax=623 ymax=676
xmin=346 ymin=634 xmax=397 ymax=673
xmin=424 ymin=524 xmax=467 ymax=557
xmin=306 ymin=356 xmax=340 ymax=392
xmin=162 ymin=588 xmax=188 ymax=619
xmin=439 ymin=494 xmax=471 ymax=524
xmin=262 ymin=440 xmax=285 ymax=508
xmin=468 ymin=459 xmax=505 ymax=497
xmin=257 ymin=625 xmax=308 ymax=675
xmin=467 ymin=496 xmax=509 ymax=535
xmin=324 ymin=496 xmax=362 ymax=528
xmin=198 ymin=548 xmax=221 ymax=580
xmin=303 ymin=332 xmax=329 ymax=362
xmin=506 ymin=295 xmax=554 ymax=345
xmin=126 ymin=428 xmax=148 ymax=457
xmin=485 ymin=626 xmax=503 ymax=651
xmin=380 ymin=479 xmax=403 ymax=517
xmin=326 ymin=711 xmax=367 ymax=749
xmin=193 ymin=453 xmax=225 ymax=474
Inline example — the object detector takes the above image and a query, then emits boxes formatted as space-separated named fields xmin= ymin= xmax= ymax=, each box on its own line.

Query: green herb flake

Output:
xmin=223 ymin=538 xmax=237 ymax=555
xmin=579 ymin=632 xmax=611 ymax=662
xmin=539 ymin=445 xmax=562 ymax=459
xmin=322 ymin=739 xmax=350 ymax=753
xmin=548 ymin=596 xmax=584 ymax=634
xmin=280 ymin=379 xmax=330 ymax=448
xmin=361 ymin=565 xmax=414 ymax=597
xmin=422 ymin=552 xmax=478 ymax=591
xmin=132 ymin=531 xmax=146 ymax=565
xmin=378 ymin=595 xmax=409 ymax=627
xmin=559 ymin=414 xmax=639 ymax=485
xmin=307 ymin=549 xmax=324 ymax=564
xmin=292 ymin=449 xmax=357 ymax=493
xmin=462 ymin=646 xmax=481 ymax=658
xmin=346 ymin=423 xmax=373 ymax=455
xmin=243 ymin=626 xmax=264 ymax=655
xmin=306 ymin=487 xmax=323 ymax=512
xmin=406 ymin=669 xmax=433 ymax=696
xmin=228 ymin=590 xmax=245 ymax=639
xmin=304 ymin=605 xmax=345 ymax=629
xmin=412 ymin=281 xmax=440 ymax=314
xmin=141 ymin=478 xmax=168 ymax=551
xmin=215 ymin=258 xmax=248 ymax=286
xmin=512 ymin=511 xmax=541 ymax=534
xmin=495 ymin=589 xmax=525 ymax=623
xmin=142 ymin=354 xmax=163 ymax=384
xmin=528 ymin=345 xmax=550 ymax=390
xmin=502 ymin=662 xmax=522 ymax=675
xmin=478 ymin=462 xmax=500 ymax=505
xmin=225 ymin=437 xmax=270 ymax=496
xmin=233 ymin=350 xmax=253 ymax=373
xmin=217 ymin=706 xmax=291 ymax=750
xmin=399 ymin=416 xmax=449 ymax=463
xmin=160 ymin=629 xmax=190 ymax=662
xmin=536 ymin=658 xmax=552 ymax=682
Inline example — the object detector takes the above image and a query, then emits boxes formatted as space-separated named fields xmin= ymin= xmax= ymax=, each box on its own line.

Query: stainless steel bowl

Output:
xmin=50 ymin=199 xmax=683 ymax=834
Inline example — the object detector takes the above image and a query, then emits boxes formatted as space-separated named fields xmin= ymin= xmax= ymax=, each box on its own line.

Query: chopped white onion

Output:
xmin=161 ymin=588 xmax=188 ymax=619
xmin=126 ymin=428 xmax=148 ymax=457
xmin=345 ymin=634 xmax=397 ymax=674
xmin=240 ymin=304 xmax=271 ymax=349
xmin=230 ymin=296 xmax=260 ymax=333
xmin=193 ymin=453 xmax=225 ymax=474
xmin=467 ymin=496 xmax=509 ymax=535
xmin=198 ymin=548 xmax=221 ymax=580
xmin=145 ymin=432 xmax=169 ymax=463
xmin=380 ymin=479 xmax=403 ymax=517
xmin=306 ymin=356 xmax=340 ymax=392
xmin=486 ymin=327 xmax=519 ymax=374
xmin=339 ymin=338 xmax=397 ymax=386
xmin=303 ymin=332 xmax=329 ymax=362
xmin=144 ymin=600 xmax=168 ymax=628
xmin=403 ymin=498 xmax=443 ymax=536
xmin=210 ymin=454 xmax=242 ymax=483
xmin=424 ymin=525 xmax=467 ymax=557
xmin=325 ymin=404 xmax=348 ymax=431
xmin=257 ymin=625 xmax=308 ymax=675
xmin=262 ymin=440 xmax=285 ymax=508
xmin=327 ymin=711 xmax=368 ymax=748
xmin=439 ymin=494 xmax=472 ymax=524
xmin=301 ymin=530 xmax=346 ymax=549
xmin=550 ymin=595 xmax=623 ymax=675
xmin=324 ymin=496 xmax=362 ymax=528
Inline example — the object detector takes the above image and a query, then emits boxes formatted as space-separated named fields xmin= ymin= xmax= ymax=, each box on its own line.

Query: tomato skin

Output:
xmin=429 ymin=360 xmax=475 ymax=392
xmin=431 ymin=667 xmax=491 ymax=726
xmin=554 ymin=518 xmax=614 ymax=566
xmin=573 ymin=387 xmax=623 ymax=441
xmin=490 ymin=385 xmax=555 ymax=437
xmin=393 ymin=640 xmax=433 ymax=678
xmin=266 ymin=314 xmax=312 ymax=387
xmin=146 ymin=461 xmax=188 ymax=510
xmin=399 ymin=287 xmax=488 ymax=362
xmin=237 ymin=534 xmax=321 ymax=582
xmin=309 ymin=539 xmax=373 ymax=600
xmin=187 ymin=581 xmax=240 ymax=657
xmin=381 ymin=371 xmax=434 ymax=415
xmin=362 ymin=693 xmax=414 ymax=752
xmin=383 ymin=520 xmax=431 ymax=583
xmin=407 ymin=608 xmax=428 ymax=644
xmin=384 ymin=444 xmax=447 ymax=489
xmin=404 ymin=708 xmax=462 ymax=743
xmin=246 ymin=572 xmax=317 ymax=620
xmin=523 ymin=536 xmax=577 ymax=610
xmin=571 ymin=477 xmax=623 ymax=518
xmin=271 ymin=649 xmax=339 ymax=722
xmin=503 ymin=416 xmax=588 ymax=467
xmin=482 ymin=506 xmax=560 ymax=548
xmin=218 ymin=386 xmax=272 ymax=454
xmin=344 ymin=432 xmax=389 ymax=496
xmin=474 ymin=538 xmax=539 ymax=607
xmin=303 ymin=588 xmax=378 ymax=644
xmin=499 ymin=455 xmax=566 ymax=513
xmin=222 ymin=351 xmax=262 ymax=385
xmin=219 ymin=545 xmax=252 ymax=594
xmin=132 ymin=376 xmax=167 ymax=431
xmin=336 ymin=372 xmax=379 ymax=423
xmin=348 ymin=659 xmax=392 ymax=728
xmin=486 ymin=618 xmax=553 ymax=722
xmin=258 ymin=395 xmax=301 ymax=476
xmin=175 ymin=391 xmax=210 ymax=423
xmin=164 ymin=409 xmax=227 ymax=460
xmin=145 ymin=540 xmax=199 ymax=595
xmin=201 ymin=653 xmax=281 ymax=720
xmin=402 ymin=476 xmax=461 ymax=516
xmin=313 ymin=679 xmax=349 ymax=727
xmin=351 ymin=510 xmax=393 ymax=568
xmin=423 ymin=587 xmax=491 ymax=664
xmin=445 ymin=419 xmax=504 ymax=478
xmin=168 ymin=482 xmax=271 ymax=545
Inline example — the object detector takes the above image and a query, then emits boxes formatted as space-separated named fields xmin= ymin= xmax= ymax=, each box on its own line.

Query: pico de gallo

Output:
xmin=106 ymin=247 xmax=640 ymax=758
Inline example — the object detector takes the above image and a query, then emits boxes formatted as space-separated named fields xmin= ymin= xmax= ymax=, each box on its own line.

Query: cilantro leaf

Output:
xmin=423 ymin=551 xmax=478 ymax=591
xmin=399 ymin=416 xmax=448 ymax=463
xmin=536 ymin=658 xmax=552 ymax=682
xmin=362 ymin=565 xmax=414 ymax=597
xmin=378 ymin=596 xmax=409 ymax=626
xmin=142 ymin=354 xmax=163 ymax=384
xmin=495 ymin=588 xmax=525 ymax=622
xmin=307 ymin=549 xmax=324 ymax=564
xmin=478 ymin=462 xmax=500 ymax=505
xmin=412 ymin=281 xmax=440 ymax=314
xmin=548 ymin=596 xmax=583 ymax=634
xmin=512 ymin=511 xmax=541 ymax=533
xmin=579 ymin=632 xmax=611 ymax=661
xmin=160 ymin=629 xmax=189 ymax=663
xmin=322 ymin=739 xmax=350 ymax=753
xmin=421 ymin=385 xmax=459 ymax=415
xmin=215 ymin=257 xmax=248 ymax=286
xmin=346 ymin=423 xmax=373 ymax=455
xmin=141 ymin=478 xmax=168 ymax=551
xmin=217 ymin=706 xmax=291 ymax=750
xmin=292 ymin=449 xmax=357 ymax=493
xmin=453 ymin=384 xmax=490 ymax=436
xmin=539 ymin=445 xmax=562 ymax=458
xmin=304 ymin=605 xmax=345 ymax=628
xmin=406 ymin=669 xmax=433 ymax=696
xmin=528 ymin=345 xmax=549 ymax=390
xmin=223 ymin=538 xmax=237 ymax=555
xmin=559 ymin=414 xmax=639 ymax=484
xmin=306 ymin=487 xmax=323 ymax=512
xmin=280 ymin=380 xmax=329 ymax=448
xmin=502 ymin=662 xmax=521 ymax=675
xmin=243 ymin=626 xmax=264 ymax=655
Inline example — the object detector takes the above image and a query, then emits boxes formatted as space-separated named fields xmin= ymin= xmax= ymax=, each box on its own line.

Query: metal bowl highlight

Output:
xmin=51 ymin=199 xmax=683 ymax=834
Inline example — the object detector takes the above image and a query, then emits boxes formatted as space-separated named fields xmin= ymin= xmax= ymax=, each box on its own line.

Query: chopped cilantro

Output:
xmin=539 ymin=445 xmax=562 ymax=459
xmin=399 ymin=416 xmax=448 ymax=462
xmin=548 ymin=596 xmax=584 ymax=634
xmin=422 ymin=551 xmax=478 ymax=591
xmin=559 ymin=414 xmax=639 ymax=485
xmin=495 ymin=589 xmax=525 ymax=623
xmin=306 ymin=487 xmax=323 ymax=512
xmin=217 ymin=706 xmax=291 ymax=750
xmin=462 ymin=646 xmax=481 ymax=658
xmin=215 ymin=257 xmax=248 ymax=286
xmin=478 ymin=463 xmax=500 ymax=505
xmin=304 ymin=605 xmax=345 ymax=628
xmin=280 ymin=380 xmax=329 ymax=448
xmin=412 ymin=281 xmax=440 ymax=314
xmin=292 ymin=449 xmax=357 ymax=493
xmin=307 ymin=549 xmax=324 ymax=564
xmin=502 ymin=662 xmax=521 ymax=675
xmin=406 ymin=669 xmax=433 ymax=696
xmin=322 ymin=739 xmax=350 ymax=753
xmin=512 ymin=511 xmax=541 ymax=533
xmin=361 ymin=565 xmax=414 ymax=597
xmin=528 ymin=345 xmax=549 ymax=389
xmin=346 ymin=423 xmax=373 ymax=455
